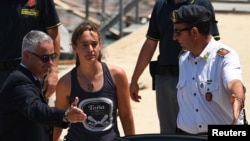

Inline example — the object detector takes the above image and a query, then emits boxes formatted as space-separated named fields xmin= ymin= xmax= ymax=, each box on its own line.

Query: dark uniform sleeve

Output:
xmin=146 ymin=0 xmax=162 ymax=41
xmin=42 ymin=0 xmax=61 ymax=29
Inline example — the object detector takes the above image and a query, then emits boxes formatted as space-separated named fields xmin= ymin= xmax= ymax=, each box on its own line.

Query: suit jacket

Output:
xmin=0 ymin=65 xmax=68 ymax=141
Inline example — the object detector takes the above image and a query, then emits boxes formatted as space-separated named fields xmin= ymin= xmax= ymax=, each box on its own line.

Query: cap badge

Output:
xmin=171 ymin=12 xmax=177 ymax=23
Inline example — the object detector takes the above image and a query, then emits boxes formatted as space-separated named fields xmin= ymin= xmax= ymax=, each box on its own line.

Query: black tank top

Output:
xmin=65 ymin=62 xmax=119 ymax=141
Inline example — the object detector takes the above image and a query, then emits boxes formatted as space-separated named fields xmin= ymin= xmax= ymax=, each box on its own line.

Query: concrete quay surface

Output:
xmin=213 ymin=1 xmax=250 ymax=13
xmin=53 ymin=13 xmax=250 ymax=140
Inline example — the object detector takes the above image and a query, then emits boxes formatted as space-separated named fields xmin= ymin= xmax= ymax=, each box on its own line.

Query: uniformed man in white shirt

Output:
xmin=171 ymin=5 xmax=246 ymax=135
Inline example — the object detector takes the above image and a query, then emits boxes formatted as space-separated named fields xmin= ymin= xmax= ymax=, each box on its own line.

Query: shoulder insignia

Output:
xmin=178 ymin=49 xmax=187 ymax=58
xmin=203 ymin=52 xmax=210 ymax=59
xmin=217 ymin=48 xmax=230 ymax=57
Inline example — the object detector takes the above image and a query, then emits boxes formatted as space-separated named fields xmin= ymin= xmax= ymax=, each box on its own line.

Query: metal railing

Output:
xmin=84 ymin=0 xmax=140 ymax=38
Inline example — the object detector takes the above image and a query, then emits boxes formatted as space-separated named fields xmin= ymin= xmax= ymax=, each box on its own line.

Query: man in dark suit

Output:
xmin=0 ymin=30 xmax=87 ymax=141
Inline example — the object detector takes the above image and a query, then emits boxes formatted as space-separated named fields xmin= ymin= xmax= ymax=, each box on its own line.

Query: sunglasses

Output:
xmin=174 ymin=27 xmax=193 ymax=36
xmin=27 ymin=51 xmax=57 ymax=63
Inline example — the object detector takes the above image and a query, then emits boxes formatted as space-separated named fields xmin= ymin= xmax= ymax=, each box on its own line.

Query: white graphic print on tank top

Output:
xmin=78 ymin=97 xmax=113 ymax=132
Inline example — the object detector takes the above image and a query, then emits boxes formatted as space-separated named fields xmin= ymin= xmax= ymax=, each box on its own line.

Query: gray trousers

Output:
xmin=155 ymin=74 xmax=179 ymax=134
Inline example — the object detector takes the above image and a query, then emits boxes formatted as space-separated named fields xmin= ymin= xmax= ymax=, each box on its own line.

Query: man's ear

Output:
xmin=243 ymin=85 xmax=246 ymax=94
xmin=190 ymin=27 xmax=198 ymax=39
xmin=23 ymin=51 xmax=29 ymax=59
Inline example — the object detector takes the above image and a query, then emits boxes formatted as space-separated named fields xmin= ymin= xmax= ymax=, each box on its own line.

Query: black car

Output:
xmin=114 ymin=134 xmax=207 ymax=141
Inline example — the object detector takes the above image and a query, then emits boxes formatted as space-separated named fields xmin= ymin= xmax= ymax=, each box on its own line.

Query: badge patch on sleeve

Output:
xmin=217 ymin=48 xmax=229 ymax=57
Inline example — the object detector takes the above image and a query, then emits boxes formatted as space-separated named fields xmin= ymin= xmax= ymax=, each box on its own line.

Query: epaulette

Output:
xmin=178 ymin=49 xmax=187 ymax=58
xmin=217 ymin=48 xmax=230 ymax=57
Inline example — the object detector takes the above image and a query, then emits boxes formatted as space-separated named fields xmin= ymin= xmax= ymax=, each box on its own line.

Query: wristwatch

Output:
xmin=62 ymin=110 xmax=69 ymax=122
xmin=235 ymin=98 xmax=244 ymax=108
